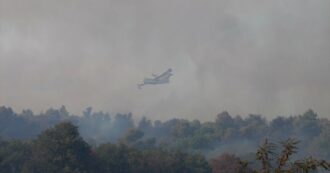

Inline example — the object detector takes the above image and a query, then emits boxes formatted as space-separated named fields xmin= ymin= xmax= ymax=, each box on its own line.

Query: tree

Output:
xmin=0 ymin=140 xmax=31 ymax=173
xmin=239 ymin=114 xmax=268 ymax=141
xmin=120 ymin=129 xmax=144 ymax=145
xmin=95 ymin=143 xmax=132 ymax=173
xmin=183 ymin=152 xmax=212 ymax=173
xmin=269 ymin=116 xmax=294 ymax=140
xmin=22 ymin=122 xmax=99 ymax=173
xmin=138 ymin=117 xmax=152 ymax=132
xmin=172 ymin=120 xmax=194 ymax=138
xmin=211 ymin=153 xmax=252 ymax=173
xmin=293 ymin=109 xmax=321 ymax=140
xmin=308 ymin=121 xmax=330 ymax=159
xmin=253 ymin=138 xmax=329 ymax=173
xmin=111 ymin=113 xmax=135 ymax=140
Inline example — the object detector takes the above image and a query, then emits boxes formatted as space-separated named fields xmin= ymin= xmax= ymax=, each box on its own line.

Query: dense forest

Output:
xmin=0 ymin=106 xmax=329 ymax=172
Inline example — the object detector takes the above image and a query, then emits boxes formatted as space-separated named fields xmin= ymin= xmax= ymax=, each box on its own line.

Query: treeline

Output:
xmin=1 ymin=121 xmax=329 ymax=173
xmin=0 ymin=122 xmax=211 ymax=173
xmin=0 ymin=106 xmax=329 ymax=160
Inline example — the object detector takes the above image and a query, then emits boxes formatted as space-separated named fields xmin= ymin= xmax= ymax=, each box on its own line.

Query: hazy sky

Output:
xmin=1 ymin=0 xmax=330 ymax=120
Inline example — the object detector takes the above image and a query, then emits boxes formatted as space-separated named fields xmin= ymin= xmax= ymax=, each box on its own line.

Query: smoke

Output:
xmin=1 ymin=0 xmax=330 ymax=120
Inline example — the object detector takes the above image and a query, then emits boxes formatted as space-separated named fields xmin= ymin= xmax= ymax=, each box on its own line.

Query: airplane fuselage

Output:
xmin=143 ymin=78 xmax=169 ymax=85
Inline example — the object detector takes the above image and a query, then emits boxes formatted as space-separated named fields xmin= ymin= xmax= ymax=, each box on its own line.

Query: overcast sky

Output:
xmin=1 ymin=0 xmax=330 ymax=120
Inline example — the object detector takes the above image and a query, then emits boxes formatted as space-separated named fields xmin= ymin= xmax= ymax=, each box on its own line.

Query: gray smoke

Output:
xmin=1 ymin=0 xmax=330 ymax=120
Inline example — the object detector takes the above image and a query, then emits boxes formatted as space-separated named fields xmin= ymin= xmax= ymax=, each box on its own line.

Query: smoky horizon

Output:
xmin=1 ymin=0 xmax=330 ymax=120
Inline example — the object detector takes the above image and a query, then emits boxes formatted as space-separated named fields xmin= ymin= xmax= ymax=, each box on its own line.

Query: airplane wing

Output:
xmin=154 ymin=69 xmax=173 ymax=80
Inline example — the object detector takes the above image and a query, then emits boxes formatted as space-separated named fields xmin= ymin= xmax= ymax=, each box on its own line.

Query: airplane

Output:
xmin=138 ymin=68 xmax=173 ymax=89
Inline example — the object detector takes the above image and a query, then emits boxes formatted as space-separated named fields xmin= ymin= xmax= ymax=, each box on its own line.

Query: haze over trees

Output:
xmin=0 ymin=106 xmax=329 ymax=172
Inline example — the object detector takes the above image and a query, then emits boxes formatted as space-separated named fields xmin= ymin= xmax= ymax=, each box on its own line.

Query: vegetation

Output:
xmin=211 ymin=153 xmax=253 ymax=173
xmin=1 ymin=121 xmax=211 ymax=173
xmin=0 ymin=106 xmax=329 ymax=172
xmin=253 ymin=138 xmax=330 ymax=173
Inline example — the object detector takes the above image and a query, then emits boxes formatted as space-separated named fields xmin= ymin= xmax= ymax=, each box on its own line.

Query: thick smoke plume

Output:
xmin=1 ymin=0 xmax=330 ymax=120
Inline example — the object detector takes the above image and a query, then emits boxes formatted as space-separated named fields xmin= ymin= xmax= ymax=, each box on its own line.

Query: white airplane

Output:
xmin=138 ymin=68 xmax=173 ymax=89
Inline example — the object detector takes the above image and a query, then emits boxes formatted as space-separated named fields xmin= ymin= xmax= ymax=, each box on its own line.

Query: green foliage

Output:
xmin=276 ymin=138 xmax=299 ymax=172
xmin=293 ymin=157 xmax=330 ymax=172
xmin=211 ymin=153 xmax=253 ymax=173
xmin=256 ymin=139 xmax=276 ymax=173
xmin=95 ymin=143 xmax=132 ymax=173
xmin=308 ymin=120 xmax=330 ymax=159
xmin=120 ymin=129 xmax=144 ymax=144
xmin=22 ymin=122 xmax=99 ymax=173
xmin=0 ymin=107 xmax=330 ymax=173
xmin=293 ymin=110 xmax=321 ymax=140
xmin=0 ymin=140 xmax=31 ymax=173
xmin=1 ymin=106 xmax=329 ymax=161
xmin=250 ymin=138 xmax=330 ymax=173
xmin=95 ymin=143 xmax=211 ymax=173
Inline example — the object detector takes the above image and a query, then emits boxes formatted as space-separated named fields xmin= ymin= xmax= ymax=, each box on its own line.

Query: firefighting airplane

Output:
xmin=138 ymin=68 xmax=173 ymax=89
